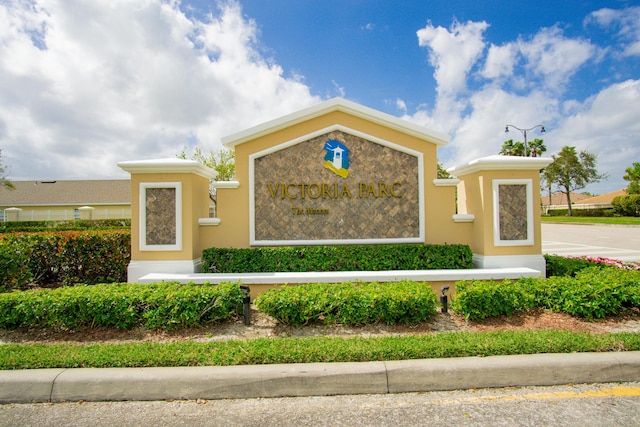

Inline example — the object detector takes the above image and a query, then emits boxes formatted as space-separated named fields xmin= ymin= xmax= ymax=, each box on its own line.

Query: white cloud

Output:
xmin=548 ymin=79 xmax=640 ymax=193
xmin=0 ymin=0 xmax=319 ymax=180
xmin=587 ymin=6 xmax=640 ymax=56
xmin=518 ymin=26 xmax=595 ymax=92
xmin=407 ymin=13 xmax=638 ymax=195
xmin=416 ymin=19 xmax=489 ymax=96
xmin=481 ymin=43 xmax=517 ymax=80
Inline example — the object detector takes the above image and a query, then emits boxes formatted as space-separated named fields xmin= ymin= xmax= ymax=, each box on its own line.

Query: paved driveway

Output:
xmin=542 ymin=223 xmax=640 ymax=262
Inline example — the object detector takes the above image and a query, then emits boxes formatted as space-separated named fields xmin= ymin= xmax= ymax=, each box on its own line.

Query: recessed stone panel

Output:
xmin=253 ymin=130 xmax=420 ymax=242
xmin=145 ymin=187 xmax=176 ymax=245
xmin=498 ymin=184 xmax=528 ymax=241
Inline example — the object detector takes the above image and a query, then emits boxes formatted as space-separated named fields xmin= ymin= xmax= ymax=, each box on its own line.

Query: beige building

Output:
xmin=0 ymin=180 xmax=131 ymax=222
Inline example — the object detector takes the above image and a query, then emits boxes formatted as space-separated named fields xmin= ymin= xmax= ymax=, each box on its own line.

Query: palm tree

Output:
xmin=499 ymin=139 xmax=525 ymax=156
xmin=528 ymin=138 xmax=547 ymax=158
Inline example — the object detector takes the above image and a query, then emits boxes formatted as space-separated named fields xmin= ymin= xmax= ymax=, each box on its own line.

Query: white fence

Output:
xmin=2 ymin=208 xmax=131 ymax=222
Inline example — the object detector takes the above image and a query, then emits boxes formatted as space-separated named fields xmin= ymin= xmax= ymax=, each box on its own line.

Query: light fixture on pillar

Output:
xmin=504 ymin=124 xmax=546 ymax=156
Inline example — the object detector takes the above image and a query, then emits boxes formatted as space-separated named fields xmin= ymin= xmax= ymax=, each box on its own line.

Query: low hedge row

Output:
xmin=0 ymin=230 xmax=131 ymax=291
xmin=0 ymin=281 xmax=242 ymax=331
xmin=452 ymin=268 xmax=640 ymax=321
xmin=202 ymin=244 xmax=473 ymax=273
xmin=0 ymin=219 xmax=131 ymax=233
xmin=545 ymin=254 xmax=640 ymax=277
xmin=254 ymin=281 xmax=439 ymax=325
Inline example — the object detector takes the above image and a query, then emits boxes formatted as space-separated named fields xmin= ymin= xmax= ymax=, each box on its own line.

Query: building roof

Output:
xmin=0 ymin=180 xmax=130 ymax=207
xmin=578 ymin=189 xmax=626 ymax=204
xmin=540 ymin=192 xmax=592 ymax=206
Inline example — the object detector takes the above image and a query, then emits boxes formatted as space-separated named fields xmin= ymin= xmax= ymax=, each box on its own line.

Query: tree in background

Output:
xmin=437 ymin=162 xmax=451 ymax=179
xmin=528 ymin=138 xmax=547 ymax=157
xmin=623 ymin=162 xmax=640 ymax=194
xmin=499 ymin=138 xmax=546 ymax=157
xmin=544 ymin=146 xmax=606 ymax=216
xmin=499 ymin=139 xmax=524 ymax=156
xmin=0 ymin=149 xmax=14 ymax=190
xmin=178 ymin=147 xmax=235 ymax=217
xmin=178 ymin=146 xmax=235 ymax=181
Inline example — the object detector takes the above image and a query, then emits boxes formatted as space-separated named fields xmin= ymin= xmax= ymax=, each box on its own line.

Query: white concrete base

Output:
xmin=127 ymin=259 xmax=202 ymax=283
xmin=137 ymin=267 xmax=543 ymax=286
xmin=472 ymin=254 xmax=546 ymax=277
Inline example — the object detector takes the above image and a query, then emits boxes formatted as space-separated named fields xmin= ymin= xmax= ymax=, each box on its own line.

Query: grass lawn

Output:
xmin=1 ymin=330 xmax=639 ymax=370
xmin=541 ymin=216 xmax=640 ymax=225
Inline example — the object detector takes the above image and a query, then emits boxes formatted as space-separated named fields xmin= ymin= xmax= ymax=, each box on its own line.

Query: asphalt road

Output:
xmin=1 ymin=382 xmax=639 ymax=426
xmin=542 ymin=223 xmax=640 ymax=262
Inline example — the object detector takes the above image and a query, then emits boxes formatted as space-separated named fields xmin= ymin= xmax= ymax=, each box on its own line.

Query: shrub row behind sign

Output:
xmin=0 ymin=230 xmax=131 ymax=291
xmin=203 ymin=243 xmax=473 ymax=273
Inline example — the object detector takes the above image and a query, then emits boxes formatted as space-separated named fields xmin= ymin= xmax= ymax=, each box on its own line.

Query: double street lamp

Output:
xmin=504 ymin=124 xmax=546 ymax=156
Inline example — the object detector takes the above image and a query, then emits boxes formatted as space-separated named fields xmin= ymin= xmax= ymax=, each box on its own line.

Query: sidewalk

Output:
xmin=2 ymin=352 xmax=640 ymax=403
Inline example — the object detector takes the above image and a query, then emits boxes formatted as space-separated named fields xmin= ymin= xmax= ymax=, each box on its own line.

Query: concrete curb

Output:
xmin=1 ymin=352 xmax=640 ymax=403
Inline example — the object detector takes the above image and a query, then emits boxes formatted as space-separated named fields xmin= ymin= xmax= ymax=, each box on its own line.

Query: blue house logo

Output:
xmin=323 ymin=139 xmax=350 ymax=178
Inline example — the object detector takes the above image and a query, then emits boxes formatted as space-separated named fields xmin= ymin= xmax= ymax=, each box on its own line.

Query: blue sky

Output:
xmin=1 ymin=0 xmax=639 ymax=195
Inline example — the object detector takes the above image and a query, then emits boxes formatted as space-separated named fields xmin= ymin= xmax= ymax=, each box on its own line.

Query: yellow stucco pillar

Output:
xmin=448 ymin=155 xmax=552 ymax=274
xmin=117 ymin=158 xmax=217 ymax=282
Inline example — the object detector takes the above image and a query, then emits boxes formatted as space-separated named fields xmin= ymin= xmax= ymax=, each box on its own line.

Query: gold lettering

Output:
xmin=286 ymin=184 xmax=297 ymax=199
xmin=379 ymin=182 xmax=391 ymax=198
xmin=341 ymin=184 xmax=352 ymax=198
xmin=267 ymin=183 xmax=279 ymax=198
xmin=321 ymin=183 xmax=333 ymax=199
xmin=308 ymin=184 xmax=320 ymax=199
xmin=391 ymin=182 xmax=403 ymax=198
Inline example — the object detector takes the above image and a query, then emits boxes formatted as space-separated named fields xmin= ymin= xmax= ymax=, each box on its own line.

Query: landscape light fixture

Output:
xmin=440 ymin=286 xmax=450 ymax=313
xmin=504 ymin=124 xmax=546 ymax=156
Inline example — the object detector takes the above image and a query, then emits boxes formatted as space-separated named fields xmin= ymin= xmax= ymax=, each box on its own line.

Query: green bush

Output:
xmin=544 ymin=254 xmax=604 ymax=277
xmin=612 ymin=194 xmax=640 ymax=217
xmin=534 ymin=268 xmax=640 ymax=320
xmin=0 ymin=230 xmax=130 ymax=286
xmin=0 ymin=243 xmax=32 ymax=292
xmin=452 ymin=268 xmax=640 ymax=321
xmin=0 ymin=281 xmax=243 ymax=331
xmin=546 ymin=208 xmax=615 ymax=217
xmin=203 ymin=244 xmax=473 ymax=273
xmin=0 ymin=219 xmax=131 ymax=233
xmin=451 ymin=279 xmax=536 ymax=321
xmin=254 ymin=281 xmax=439 ymax=325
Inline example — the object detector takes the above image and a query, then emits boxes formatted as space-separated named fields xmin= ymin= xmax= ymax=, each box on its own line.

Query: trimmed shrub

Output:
xmin=544 ymin=254 xmax=604 ymax=277
xmin=451 ymin=279 xmax=536 ymax=321
xmin=254 ymin=281 xmax=439 ymax=325
xmin=0 ymin=243 xmax=32 ymax=292
xmin=203 ymin=244 xmax=473 ymax=273
xmin=612 ymin=194 xmax=640 ymax=217
xmin=452 ymin=268 xmax=640 ymax=321
xmin=546 ymin=208 xmax=615 ymax=217
xmin=0 ymin=230 xmax=130 ymax=286
xmin=0 ymin=219 xmax=131 ymax=233
xmin=0 ymin=281 xmax=243 ymax=331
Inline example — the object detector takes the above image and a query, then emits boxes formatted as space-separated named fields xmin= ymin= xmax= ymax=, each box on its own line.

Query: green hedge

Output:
xmin=612 ymin=194 xmax=640 ymax=217
xmin=0 ymin=219 xmax=131 ymax=233
xmin=545 ymin=208 xmax=616 ymax=217
xmin=254 ymin=281 xmax=439 ymax=325
xmin=0 ymin=230 xmax=131 ymax=291
xmin=452 ymin=268 xmax=640 ymax=321
xmin=203 ymin=244 xmax=473 ymax=273
xmin=545 ymin=254 xmax=639 ymax=277
xmin=0 ymin=282 xmax=242 ymax=331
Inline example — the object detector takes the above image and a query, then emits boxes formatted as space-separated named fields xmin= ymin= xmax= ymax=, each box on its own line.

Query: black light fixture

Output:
xmin=504 ymin=124 xmax=546 ymax=156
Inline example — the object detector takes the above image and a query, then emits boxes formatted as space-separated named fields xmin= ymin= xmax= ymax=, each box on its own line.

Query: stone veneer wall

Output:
xmin=498 ymin=184 xmax=528 ymax=241
xmin=253 ymin=130 xmax=420 ymax=241
xmin=145 ymin=187 xmax=176 ymax=245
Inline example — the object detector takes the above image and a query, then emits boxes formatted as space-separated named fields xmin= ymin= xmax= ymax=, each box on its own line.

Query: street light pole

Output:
xmin=504 ymin=124 xmax=546 ymax=156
